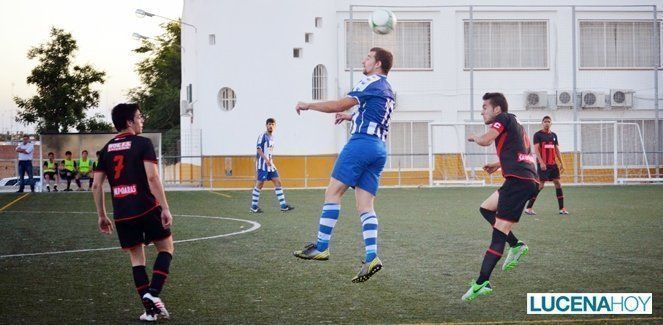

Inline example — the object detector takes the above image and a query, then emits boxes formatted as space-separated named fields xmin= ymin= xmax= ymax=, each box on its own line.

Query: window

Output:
xmin=186 ymin=84 xmax=193 ymax=103
xmin=346 ymin=21 xmax=432 ymax=70
xmin=385 ymin=122 xmax=429 ymax=169
xmin=305 ymin=33 xmax=313 ymax=43
xmin=217 ymin=87 xmax=236 ymax=111
xmin=293 ymin=48 xmax=302 ymax=58
xmin=315 ymin=17 xmax=323 ymax=28
xmin=208 ymin=34 xmax=216 ymax=45
xmin=312 ymin=64 xmax=327 ymax=100
xmin=579 ymin=21 xmax=660 ymax=68
xmin=464 ymin=20 xmax=548 ymax=69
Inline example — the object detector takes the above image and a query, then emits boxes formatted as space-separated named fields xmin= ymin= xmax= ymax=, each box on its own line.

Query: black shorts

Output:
xmin=78 ymin=171 xmax=92 ymax=179
xmin=496 ymin=178 xmax=539 ymax=223
xmin=537 ymin=164 xmax=560 ymax=182
xmin=44 ymin=172 xmax=56 ymax=179
xmin=60 ymin=170 xmax=76 ymax=179
xmin=114 ymin=207 xmax=172 ymax=250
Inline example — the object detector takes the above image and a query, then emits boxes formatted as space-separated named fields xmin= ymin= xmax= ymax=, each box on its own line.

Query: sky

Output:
xmin=0 ymin=0 xmax=183 ymax=133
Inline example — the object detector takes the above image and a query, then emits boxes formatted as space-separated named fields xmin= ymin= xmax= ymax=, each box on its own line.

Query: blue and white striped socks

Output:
xmin=360 ymin=211 xmax=379 ymax=262
xmin=251 ymin=187 xmax=261 ymax=208
xmin=275 ymin=187 xmax=287 ymax=208
xmin=315 ymin=203 xmax=340 ymax=252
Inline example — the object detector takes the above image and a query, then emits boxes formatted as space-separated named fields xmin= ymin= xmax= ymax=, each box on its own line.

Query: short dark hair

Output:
xmin=266 ymin=118 xmax=275 ymax=124
xmin=370 ymin=47 xmax=394 ymax=75
xmin=65 ymin=151 xmax=72 ymax=155
xmin=23 ymin=135 xmax=29 ymax=138
xmin=82 ymin=150 xmax=88 ymax=154
xmin=111 ymin=103 xmax=140 ymax=131
xmin=96 ymin=151 xmax=101 ymax=155
xmin=482 ymin=92 xmax=508 ymax=113
xmin=542 ymin=116 xmax=552 ymax=122
xmin=48 ymin=152 xmax=54 ymax=156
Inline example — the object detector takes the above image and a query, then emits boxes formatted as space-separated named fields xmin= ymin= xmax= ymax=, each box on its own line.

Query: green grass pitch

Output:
xmin=1 ymin=186 xmax=662 ymax=323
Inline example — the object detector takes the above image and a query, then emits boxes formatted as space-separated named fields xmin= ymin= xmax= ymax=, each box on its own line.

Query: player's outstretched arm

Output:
xmin=468 ymin=128 xmax=500 ymax=147
xmin=91 ymin=171 xmax=113 ymax=234
xmin=145 ymin=162 xmax=172 ymax=229
xmin=296 ymin=97 xmax=358 ymax=115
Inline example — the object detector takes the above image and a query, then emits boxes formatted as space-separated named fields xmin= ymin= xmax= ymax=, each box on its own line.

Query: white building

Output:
xmin=179 ymin=0 xmax=662 ymax=185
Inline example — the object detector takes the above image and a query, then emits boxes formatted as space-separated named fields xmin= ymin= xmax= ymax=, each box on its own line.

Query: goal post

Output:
xmin=428 ymin=120 xmax=654 ymax=186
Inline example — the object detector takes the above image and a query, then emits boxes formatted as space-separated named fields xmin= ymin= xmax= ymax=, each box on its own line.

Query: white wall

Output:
xmin=183 ymin=0 xmax=662 ymax=156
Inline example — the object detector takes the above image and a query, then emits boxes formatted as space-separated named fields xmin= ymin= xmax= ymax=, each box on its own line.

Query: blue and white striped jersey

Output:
xmin=347 ymin=74 xmax=395 ymax=141
xmin=256 ymin=132 xmax=276 ymax=172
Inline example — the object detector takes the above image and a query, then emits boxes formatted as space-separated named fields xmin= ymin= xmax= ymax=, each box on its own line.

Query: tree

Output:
xmin=128 ymin=22 xmax=181 ymax=155
xmin=13 ymin=27 xmax=109 ymax=133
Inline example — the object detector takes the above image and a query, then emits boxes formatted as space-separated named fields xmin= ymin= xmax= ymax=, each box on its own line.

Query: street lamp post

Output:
xmin=135 ymin=9 xmax=198 ymax=32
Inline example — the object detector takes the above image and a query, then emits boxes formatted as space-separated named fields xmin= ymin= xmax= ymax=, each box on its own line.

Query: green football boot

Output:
xmin=502 ymin=241 xmax=529 ymax=271
xmin=461 ymin=280 xmax=493 ymax=301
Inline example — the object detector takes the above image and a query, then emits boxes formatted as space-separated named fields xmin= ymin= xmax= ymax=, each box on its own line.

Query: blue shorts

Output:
xmin=257 ymin=169 xmax=279 ymax=181
xmin=331 ymin=134 xmax=387 ymax=196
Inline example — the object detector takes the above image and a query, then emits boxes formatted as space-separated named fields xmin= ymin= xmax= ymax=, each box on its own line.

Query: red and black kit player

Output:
xmin=461 ymin=93 xmax=539 ymax=301
xmin=92 ymin=103 xmax=173 ymax=322
xmin=525 ymin=116 xmax=569 ymax=215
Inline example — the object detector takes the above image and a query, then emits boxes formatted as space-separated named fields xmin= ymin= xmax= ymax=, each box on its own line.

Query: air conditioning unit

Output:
xmin=524 ymin=91 xmax=547 ymax=109
xmin=556 ymin=90 xmax=574 ymax=108
xmin=180 ymin=100 xmax=193 ymax=116
xmin=581 ymin=91 xmax=606 ymax=109
xmin=610 ymin=89 xmax=634 ymax=108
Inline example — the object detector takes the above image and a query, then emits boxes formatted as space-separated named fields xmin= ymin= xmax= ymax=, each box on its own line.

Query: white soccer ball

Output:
xmin=369 ymin=9 xmax=397 ymax=35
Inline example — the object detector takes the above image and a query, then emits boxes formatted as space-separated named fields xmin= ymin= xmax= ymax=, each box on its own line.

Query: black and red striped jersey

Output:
xmin=533 ymin=130 xmax=559 ymax=166
xmin=95 ymin=133 xmax=159 ymax=221
xmin=489 ymin=113 xmax=538 ymax=182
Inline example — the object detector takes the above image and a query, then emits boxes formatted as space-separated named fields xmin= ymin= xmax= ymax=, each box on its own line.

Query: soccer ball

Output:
xmin=369 ymin=9 xmax=397 ymax=35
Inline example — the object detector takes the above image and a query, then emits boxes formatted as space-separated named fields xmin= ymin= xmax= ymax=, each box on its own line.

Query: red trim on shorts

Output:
xmin=487 ymin=249 xmax=503 ymax=257
xmin=136 ymin=284 xmax=149 ymax=291
xmin=504 ymin=174 xmax=540 ymax=184
xmin=143 ymin=159 xmax=158 ymax=164
xmin=114 ymin=204 xmax=160 ymax=223
xmin=93 ymin=170 xmax=105 ymax=173
xmin=153 ymin=270 xmax=169 ymax=277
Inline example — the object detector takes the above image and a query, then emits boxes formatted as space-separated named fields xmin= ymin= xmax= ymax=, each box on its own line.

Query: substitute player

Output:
xmin=43 ymin=152 xmax=59 ymax=192
xmin=75 ymin=149 xmax=93 ymax=191
xmin=462 ymin=93 xmax=539 ymax=301
xmin=524 ymin=116 xmax=569 ymax=215
xmin=250 ymin=118 xmax=294 ymax=213
xmin=60 ymin=151 xmax=77 ymax=191
xmin=92 ymin=103 xmax=173 ymax=321
xmin=293 ymin=47 xmax=394 ymax=283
